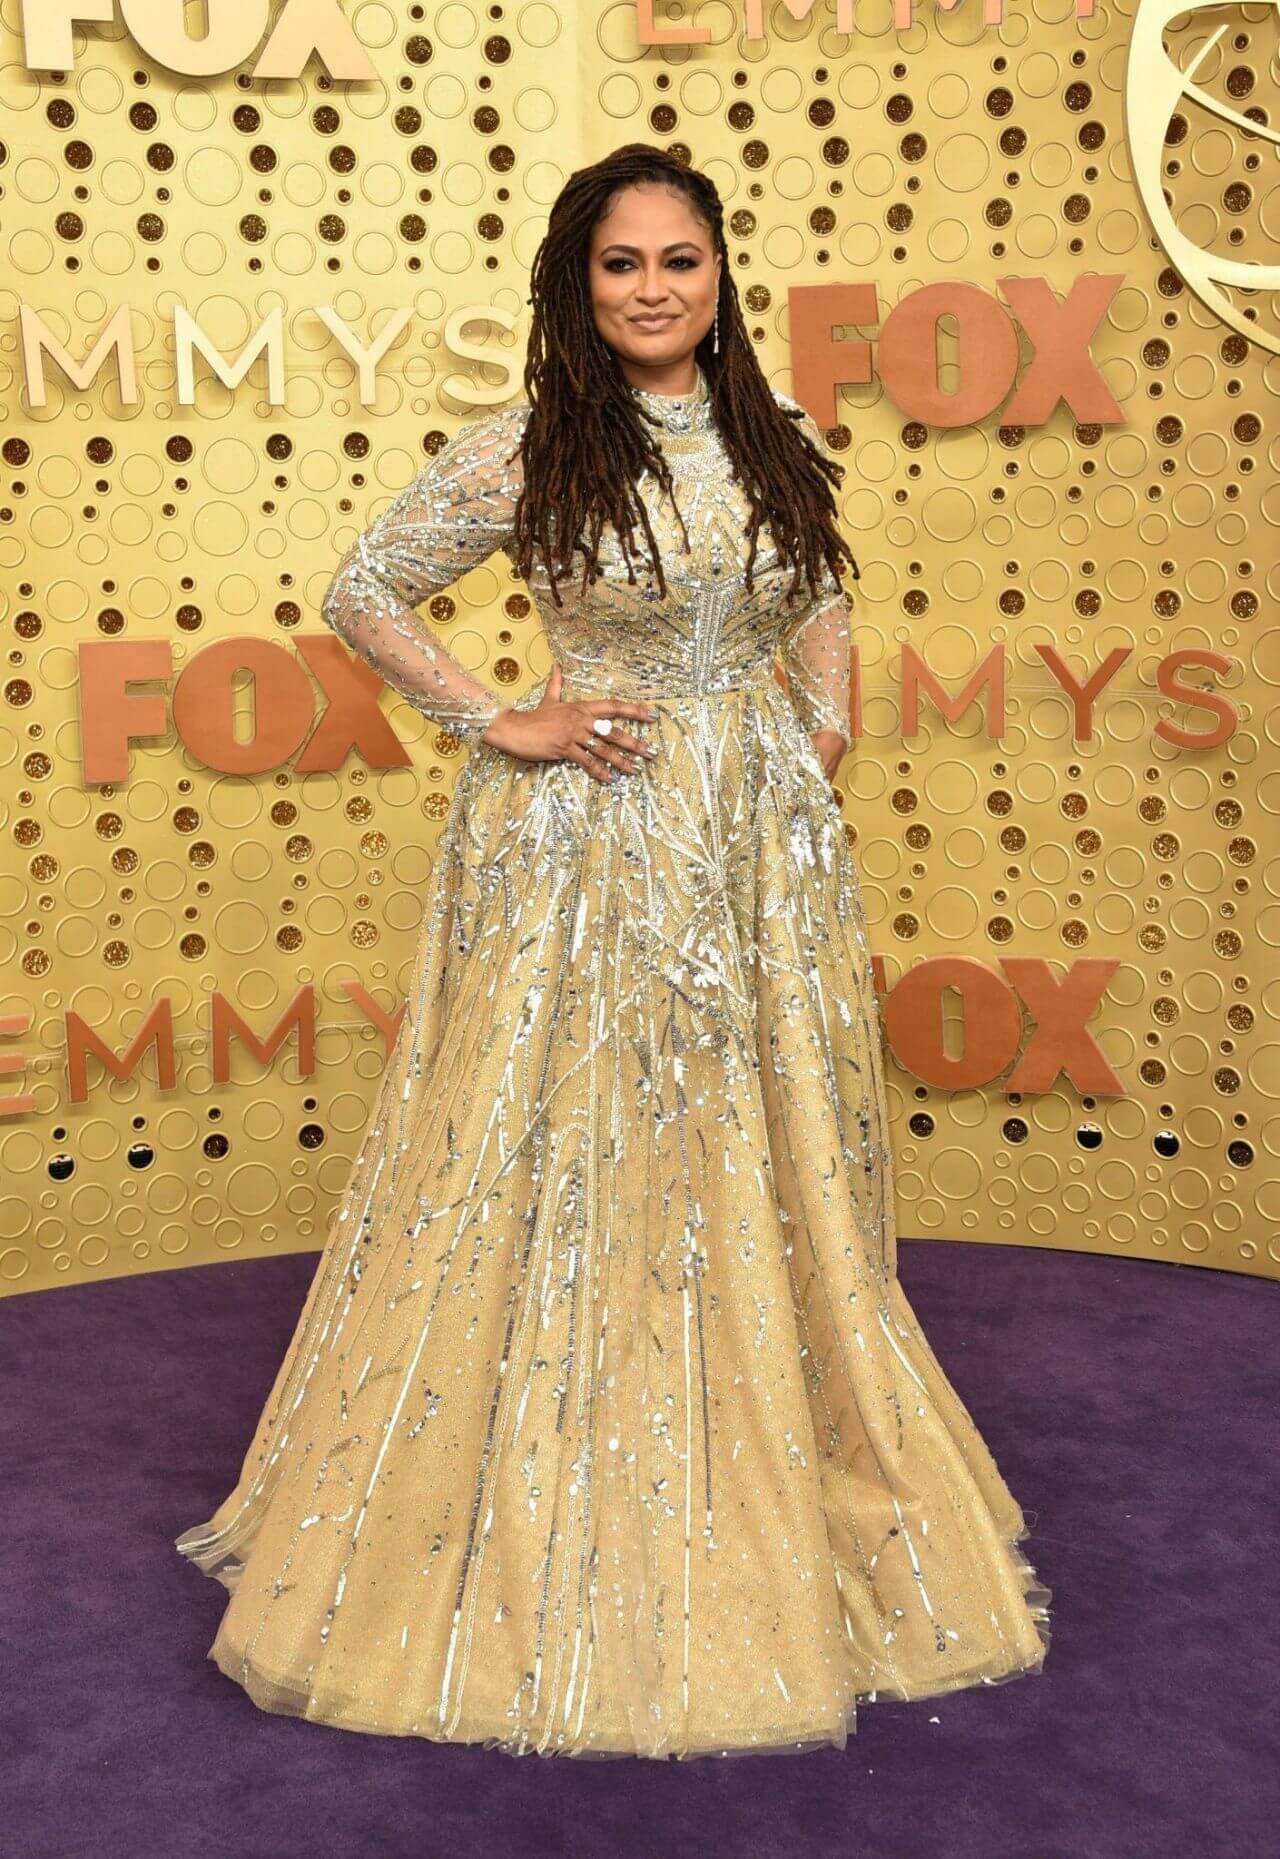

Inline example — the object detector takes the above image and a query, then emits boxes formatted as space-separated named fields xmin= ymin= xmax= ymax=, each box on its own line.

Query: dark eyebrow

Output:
xmin=597 ymin=240 xmax=702 ymax=256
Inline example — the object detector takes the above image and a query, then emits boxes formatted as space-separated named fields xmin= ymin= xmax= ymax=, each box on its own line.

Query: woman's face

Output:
xmin=587 ymin=182 xmax=722 ymax=388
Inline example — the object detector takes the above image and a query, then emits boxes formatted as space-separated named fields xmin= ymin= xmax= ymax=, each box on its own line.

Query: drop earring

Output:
xmin=713 ymin=304 xmax=720 ymax=354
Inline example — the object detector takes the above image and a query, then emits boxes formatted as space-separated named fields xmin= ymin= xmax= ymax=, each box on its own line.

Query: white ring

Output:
xmin=591 ymin=717 xmax=615 ymax=738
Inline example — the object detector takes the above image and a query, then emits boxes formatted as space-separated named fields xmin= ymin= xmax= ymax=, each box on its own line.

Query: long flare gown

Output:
xmin=175 ymin=362 xmax=1051 ymax=1758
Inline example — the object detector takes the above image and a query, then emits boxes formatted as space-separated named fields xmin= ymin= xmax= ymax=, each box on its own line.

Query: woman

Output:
xmin=176 ymin=145 xmax=1051 ymax=1758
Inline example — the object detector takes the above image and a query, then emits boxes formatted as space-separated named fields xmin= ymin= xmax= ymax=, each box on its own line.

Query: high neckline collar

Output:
xmin=626 ymin=363 xmax=714 ymax=434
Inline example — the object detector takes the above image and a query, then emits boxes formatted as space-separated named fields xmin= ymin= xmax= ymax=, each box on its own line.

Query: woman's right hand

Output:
xmin=480 ymin=664 xmax=660 ymax=785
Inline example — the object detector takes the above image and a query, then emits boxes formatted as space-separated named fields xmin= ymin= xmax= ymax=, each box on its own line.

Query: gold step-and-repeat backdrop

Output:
xmin=2 ymin=1 xmax=1277 ymax=1297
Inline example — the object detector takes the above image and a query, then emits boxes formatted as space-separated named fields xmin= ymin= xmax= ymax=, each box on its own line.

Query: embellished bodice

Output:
xmin=320 ymin=364 xmax=855 ymax=750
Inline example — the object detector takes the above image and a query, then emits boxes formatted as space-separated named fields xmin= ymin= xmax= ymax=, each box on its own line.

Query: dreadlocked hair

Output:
xmin=506 ymin=142 xmax=861 ymax=613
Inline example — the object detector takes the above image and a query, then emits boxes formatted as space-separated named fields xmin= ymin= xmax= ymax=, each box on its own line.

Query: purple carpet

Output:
xmin=4 ymin=1240 xmax=1274 ymax=1859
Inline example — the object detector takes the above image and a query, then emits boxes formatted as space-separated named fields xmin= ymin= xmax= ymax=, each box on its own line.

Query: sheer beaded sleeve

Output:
xmin=781 ymin=584 xmax=853 ymax=752
xmin=776 ymin=401 xmax=855 ymax=755
xmin=319 ymin=404 xmax=528 ymax=744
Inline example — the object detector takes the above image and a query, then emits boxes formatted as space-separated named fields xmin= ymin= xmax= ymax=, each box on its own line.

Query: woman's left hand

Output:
xmin=811 ymin=728 xmax=847 ymax=783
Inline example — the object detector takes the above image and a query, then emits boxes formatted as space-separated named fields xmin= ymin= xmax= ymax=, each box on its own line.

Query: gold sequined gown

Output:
xmin=175 ymin=364 xmax=1051 ymax=1758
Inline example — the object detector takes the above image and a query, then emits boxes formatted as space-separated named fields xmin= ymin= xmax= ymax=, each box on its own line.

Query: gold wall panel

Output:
xmin=1 ymin=3 xmax=1277 ymax=1296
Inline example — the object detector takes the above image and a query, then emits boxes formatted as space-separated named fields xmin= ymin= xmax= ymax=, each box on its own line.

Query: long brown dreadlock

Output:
xmin=506 ymin=143 xmax=861 ymax=613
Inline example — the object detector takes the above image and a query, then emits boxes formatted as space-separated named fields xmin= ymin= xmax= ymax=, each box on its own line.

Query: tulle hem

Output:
xmin=178 ymin=1519 xmax=1052 ymax=1760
